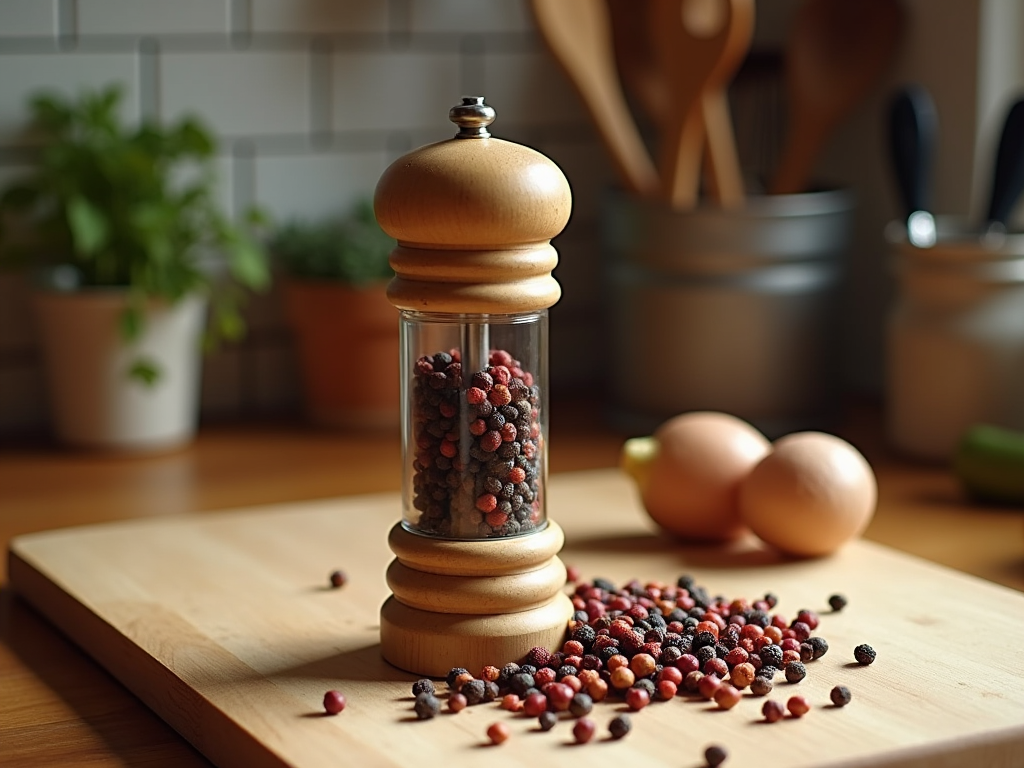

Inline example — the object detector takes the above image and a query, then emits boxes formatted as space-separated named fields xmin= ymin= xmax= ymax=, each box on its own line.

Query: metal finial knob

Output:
xmin=449 ymin=96 xmax=495 ymax=139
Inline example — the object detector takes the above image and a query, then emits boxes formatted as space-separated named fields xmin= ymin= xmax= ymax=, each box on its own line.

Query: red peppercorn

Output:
xmin=323 ymin=690 xmax=346 ymax=714
xmin=625 ymin=687 xmax=650 ymax=711
xmin=486 ymin=722 xmax=511 ymax=745
xmin=657 ymin=680 xmax=678 ymax=700
xmin=439 ymin=439 xmax=457 ymax=458
xmin=713 ymin=683 xmax=742 ymax=710
xmin=676 ymin=654 xmax=700 ymax=675
xmin=724 ymin=647 xmax=749 ymax=667
xmin=697 ymin=674 xmax=722 ymax=700
xmin=658 ymin=666 xmax=683 ymax=686
xmin=523 ymin=692 xmax=547 ymax=716
xmin=485 ymin=511 xmax=509 ymax=528
xmin=466 ymin=387 xmax=486 ymax=405
xmin=469 ymin=418 xmax=487 ymax=436
xmin=703 ymin=658 xmax=729 ymax=678
xmin=329 ymin=570 xmax=347 ymax=588
xmin=573 ymin=717 xmax=597 ymax=744
xmin=562 ymin=640 xmax=585 ymax=657
xmin=534 ymin=666 xmax=556 ymax=686
xmin=787 ymin=695 xmax=811 ymax=717
xmin=762 ymin=699 xmax=785 ymax=723
xmin=488 ymin=384 xmax=512 ymax=407
xmin=501 ymin=694 xmax=522 ymax=712
xmin=562 ymin=675 xmax=583 ymax=693
xmin=546 ymin=682 xmax=574 ymax=711
xmin=480 ymin=431 xmax=503 ymax=452
xmin=475 ymin=493 xmax=497 ymax=513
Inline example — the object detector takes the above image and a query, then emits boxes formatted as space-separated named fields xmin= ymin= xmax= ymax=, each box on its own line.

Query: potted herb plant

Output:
xmin=270 ymin=200 xmax=399 ymax=430
xmin=0 ymin=85 xmax=269 ymax=450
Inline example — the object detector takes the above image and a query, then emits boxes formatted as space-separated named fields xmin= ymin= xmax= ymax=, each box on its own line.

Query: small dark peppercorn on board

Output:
xmin=9 ymin=470 xmax=1024 ymax=768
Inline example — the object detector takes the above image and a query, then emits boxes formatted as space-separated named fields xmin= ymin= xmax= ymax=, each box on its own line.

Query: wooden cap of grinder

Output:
xmin=374 ymin=97 xmax=572 ymax=314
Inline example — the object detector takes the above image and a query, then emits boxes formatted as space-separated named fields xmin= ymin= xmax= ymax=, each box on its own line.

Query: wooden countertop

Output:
xmin=2 ymin=402 xmax=1022 ymax=767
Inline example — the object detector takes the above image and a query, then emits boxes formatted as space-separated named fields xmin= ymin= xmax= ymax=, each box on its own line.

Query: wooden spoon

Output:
xmin=530 ymin=0 xmax=660 ymax=198
xmin=649 ymin=0 xmax=754 ymax=210
xmin=769 ymin=0 xmax=905 ymax=196
xmin=606 ymin=0 xmax=669 ymax=126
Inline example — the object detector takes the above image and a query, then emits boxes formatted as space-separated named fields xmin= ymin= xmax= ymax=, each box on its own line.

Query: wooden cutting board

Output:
xmin=8 ymin=470 xmax=1024 ymax=768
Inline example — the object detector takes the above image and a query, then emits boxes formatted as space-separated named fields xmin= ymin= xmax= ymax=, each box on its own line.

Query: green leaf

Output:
xmin=118 ymin=304 xmax=143 ymax=342
xmin=128 ymin=357 xmax=161 ymax=387
xmin=226 ymin=236 xmax=270 ymax=291
xmin=67 ymin=195 xmax=108 ymax=256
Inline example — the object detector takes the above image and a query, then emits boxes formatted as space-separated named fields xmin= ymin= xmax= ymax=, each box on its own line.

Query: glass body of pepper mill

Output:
xmin=374 ymin=97 xmax=574 ymax=676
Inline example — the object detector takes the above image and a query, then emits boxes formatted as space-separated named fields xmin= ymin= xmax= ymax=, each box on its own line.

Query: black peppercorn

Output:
xmin=830 ymin=684 xmax=852 ymax=707
xmin=749 ymin=676 xmax=773 ymax=696
xmin=608 ymin=713 xmax=632 ymax=740
xmin=808 ymin=636 xmax=829 ymax=660
xmin=446 ymin=667 xmax=468 ymax=687
xmin=854 ymin=644 xmax=877 ymax=665
xmin=704 ymin=744 xmax=728 ymax=767
xmin=696 ymin=645 xmax=717 ymax=666
xmin=633 ymin=678 xmax=656 ymax=697
xmin=461 ymin=679 xmax=487 ymax=705
xmin=756 ymin=664 xmax=779 ymax=679
xmin=329 ymin=570 xmax=347 ymax=588
xmin=411 ymin=679 xmax=435 ymax=697
xmin=569 ymin=692 xmax=594 ymax=718
xmin=508 ymin=672 xmax=536 ymax=697
xmin=828 ymin=593 xmax=848 ymax=612
xmin=785 ymin=661 xmax=807 ymax=683
xmin=759 ymin=644 xmax=784 ymax=668
xmin=499 ymin=663 xmax=520 ymax=685
xmin=538 ymin=711 xmax=557 ymax=731
xmin=571 ymin=623 xmax=597 ymax=649
xmin=413 ymin=692 xmax=441 ymax=719
xmin=692 ymin=630 xmax=717 ymax=651
xmin=799 ymin=642 xmax=814 ymax=662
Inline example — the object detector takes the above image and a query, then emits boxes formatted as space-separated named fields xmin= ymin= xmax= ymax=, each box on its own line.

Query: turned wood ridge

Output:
xmin=373 ymin=97 xmax=575 ymax=676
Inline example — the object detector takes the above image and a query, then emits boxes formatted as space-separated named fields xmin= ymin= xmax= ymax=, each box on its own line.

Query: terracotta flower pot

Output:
xmin=32 ymin=289 xmax=207 ymax=451
xmin=283 ymin=278 xmax=400 ymax=430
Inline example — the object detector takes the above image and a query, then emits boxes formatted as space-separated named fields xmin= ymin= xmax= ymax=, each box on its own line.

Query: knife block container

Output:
xmin=603 ymin=188 xmax=854 ymax=437
xmin=373 ymin=98 xmax=575 ymax=677
xmin=886 ymin=216 xmax=1024 ymax=461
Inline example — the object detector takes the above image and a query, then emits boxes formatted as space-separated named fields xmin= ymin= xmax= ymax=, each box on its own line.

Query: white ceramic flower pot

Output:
xmin=32 ymin=290 xmax=207 ymax=451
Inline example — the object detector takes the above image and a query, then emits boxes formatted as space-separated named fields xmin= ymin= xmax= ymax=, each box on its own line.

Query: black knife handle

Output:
xmin=888 ymin=84 xmax=938 ymax=219
xmin=986 ymin=97 xmax=1024 ymax=228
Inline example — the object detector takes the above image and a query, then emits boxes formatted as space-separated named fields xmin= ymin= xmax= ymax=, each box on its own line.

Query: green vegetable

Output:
xmin=953 ymin=424 xmax=1024 ymax=506
xmin=269 ymin=199 xmax=394 ymax=285
xmin=0 ymin=84 xmax=270 ymax=384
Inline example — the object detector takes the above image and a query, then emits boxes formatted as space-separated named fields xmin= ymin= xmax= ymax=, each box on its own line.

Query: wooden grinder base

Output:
xmin=380 ymin=520 xmax=574 ymax=677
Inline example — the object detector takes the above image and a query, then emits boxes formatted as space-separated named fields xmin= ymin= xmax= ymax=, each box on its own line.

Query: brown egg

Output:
xmin=738 ymin=432 xmax=876 ymax=557
xmin=621 ymin=411 xmax=771 ymax=542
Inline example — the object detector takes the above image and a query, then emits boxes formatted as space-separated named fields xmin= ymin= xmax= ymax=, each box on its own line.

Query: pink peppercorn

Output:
xmin=480 ymin=431 xmax=503 ymax=452
xmin=606 ymin=654 xmax=629 ymax=671
xmin=697 ymin=674 xmax=722 ymax=700
xmin=573 ymin=717 xmax=597 ymax=744
xmin=323 ymin=690 xmax=346 ymax=714
xmin=481 ymin=665 xmax=500 ymax=682
xmin=562 ymin=675 xmax=583 ymax=693
xmin=466 ymin=387 xmax=486 ymax=405
xmin=609 ymin=667 xmax=636 ymax=690
xmin=796 ymin=609 xmax=820 ymax=630
xmin=625 ymin=687 xmax=651 ymax=711
xmin=488 ymin=384 xmax=512 ymax=407
xmin=704 ymin=658 xmax=729 ymax=678
xmin=449 ymin=692 xmax=468 ymax=712
xmin=724 ymin=647 xmax=749 ymax=667
xmin=657 ymin=680 xmax=678 ymax=700
xmin=469 ymin=418 xmax=488 ymax=436
xmin=676 ymin=654 xmax=700 ymax=675
xmin=546 ymin=682 xmax=574 ymax=711
xmin=563 ymin=640 xmax=585 ymax=656
xmin=713 ymin=683 xmax=742 ymax=710
xmin=781 ymin=638 xmax=801 ymax=653
xmin=630 ymin=653 xmax=657 ymax=678
xmin=501 ymin=694 xmax=523 ymax=712
xmin=741 ymin=624 xmax=764 ymax=640
xmin=534 ymin=667 xmax=556 ymax=686
xmin=782 ymin=649 xmax=802 ymax=666
xmin=475 ymin=494 xmax=497 ymax=513
xmin=486 ymin=722 xmax=511 ymax=745
xmin=485 ymin=511 xmax=509 ymax=528
xmin=659 ymin=666 xmax=683 ymax=686
xmin=791 ymin=621 xmax=812 ymax=642
xmin=787 ymin=695 xmax=811 ymax=717
xmin=762 ymin=699 xmax=785 ymax=723
xmin=523 ymin=692 xmax=547 ymax=716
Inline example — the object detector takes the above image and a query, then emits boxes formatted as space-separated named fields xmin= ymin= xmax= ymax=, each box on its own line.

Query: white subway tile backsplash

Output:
xmin=250 ymin=0 xmax=388 ymax=35
xmin=482 ymin=50 xmax=584 ymax=127
xmin=162 ymin=51 xmax=310 ymax=137
xmin=0 ymin=0 xmax=58 ymax=37
xmin=332 ymin=51 xmax=460 ymax=133
xmin=254 ymin=149 xmax=389 ymax=221
xmin=410 ymin=0 xmax=532 ymax=34
xmin=77 ymin=0 xmax=230 ymax=36
xmin=0 ymin=53 xmax=139 ymax=143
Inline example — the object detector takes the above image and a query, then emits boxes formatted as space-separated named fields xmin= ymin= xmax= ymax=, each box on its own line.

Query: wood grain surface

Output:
xmin=9 ymin=470 xmax=1024 ymax=768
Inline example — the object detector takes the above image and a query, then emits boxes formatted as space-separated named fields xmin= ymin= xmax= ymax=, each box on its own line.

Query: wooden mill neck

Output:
xmin=374 ymin=98 xmax=572 ymax=314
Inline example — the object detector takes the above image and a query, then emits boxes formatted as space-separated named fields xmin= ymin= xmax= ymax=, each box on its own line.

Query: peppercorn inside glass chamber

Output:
xmin=374 ymin=97 xmax=575 ymax=676
xmin=402 ymin=311 xmax=547 ymax=539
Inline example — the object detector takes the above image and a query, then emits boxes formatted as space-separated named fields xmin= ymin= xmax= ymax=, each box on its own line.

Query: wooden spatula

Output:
xmin=769 ymin=0 xmax=905 ymax=196
xmin=649 ymin=0 xmax=754 ymax=210
xmin=530 ymin=0 xmax=660 ymax=198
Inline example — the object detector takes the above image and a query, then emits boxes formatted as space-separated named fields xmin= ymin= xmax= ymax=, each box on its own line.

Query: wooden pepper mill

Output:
xmin=374 ymin=97 xmax=575 ymax=677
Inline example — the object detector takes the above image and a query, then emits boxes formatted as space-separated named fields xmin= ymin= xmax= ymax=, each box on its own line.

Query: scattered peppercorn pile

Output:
xmin=410 ymin=349 xmax=543 ymax=538
xmin=399 ymin=573 xmax=875 ymax=757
